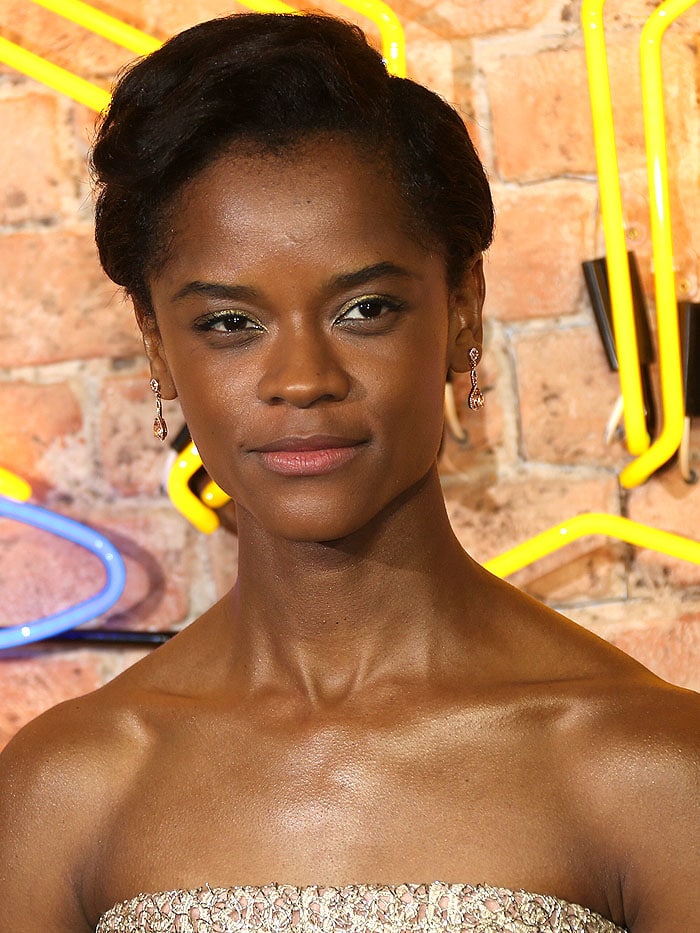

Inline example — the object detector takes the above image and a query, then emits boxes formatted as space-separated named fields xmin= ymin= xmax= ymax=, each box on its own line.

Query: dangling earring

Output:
xmin=150 ymin=377 xmax=168 ymax=441
xmin=467 ymin=347 xmax=485 ymax=411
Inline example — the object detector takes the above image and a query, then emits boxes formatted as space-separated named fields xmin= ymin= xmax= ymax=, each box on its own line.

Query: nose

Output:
xmin=256 ymin=326 xmax=351 ymax=408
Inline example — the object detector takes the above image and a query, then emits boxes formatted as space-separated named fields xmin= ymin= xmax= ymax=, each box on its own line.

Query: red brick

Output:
xmin=0 ymin=653 xmax=103 ymax=750
xmin=153 ymin=0 xmax=263 ymax=37
xmin=513 ymin=326 xmax=625 ymax=467
xmin=601 ymin=0 xmax=700 ymax=32
xmin=0 ymin=230 xmax=141 ymax=366
xmin=450 ymin=42 xmax=483 ymax=154
xmin=100 ymin=365 xmax=180 ymax=497
xmin=444 ymin=471 xmax=625 ymax=604
xmin=487 ymin=37 xmax=695 ymax=182
xmin=405 ymin=29 xmax=454 ymax=102
xmin=567 ymin=598 xmax=700 ymax=691
xmin=0 ymin=93 xmax=66 ymax=224
xmin=605 ymin=613 xmax=700 ymax=692
xmin=427 ymin=0 xmax=550 ymax=37
xmin=627 ymin=463 xmax=700 ymax=589
xmin=80 ymin=507 xmax=196 ymax=631
xmin=486 ymin=181 xmax=597 ymax=321
xmin=487 ymin=46 xmax=592 ymax=182
xmin=0 ymin=381 xmax=82 ymax=492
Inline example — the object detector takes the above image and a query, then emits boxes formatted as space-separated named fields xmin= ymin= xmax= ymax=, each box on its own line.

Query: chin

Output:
xmin=268 ymin=511 xmax=378 ymax=546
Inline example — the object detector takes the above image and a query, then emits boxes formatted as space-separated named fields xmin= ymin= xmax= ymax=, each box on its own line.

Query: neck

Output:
xmin=217 ymin=468 xmax=485 ymax=706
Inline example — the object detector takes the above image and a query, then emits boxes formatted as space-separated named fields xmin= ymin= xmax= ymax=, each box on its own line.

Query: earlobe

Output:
xmin=448 ymin=255 xmax=485 ymax=373
xmin=134 ymin=303 xmax=178 ymax=400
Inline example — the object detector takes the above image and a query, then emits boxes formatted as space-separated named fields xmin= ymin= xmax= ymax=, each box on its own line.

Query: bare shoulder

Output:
xmin=555 ymin=642 xmax=700 ymax=931
xmin=0 ymin=663 xmax=158 ymax=932
xmin=0 ymin=615 xmax=221 ymax=931
xmin=502 ymin=589 xmax=699 ymax=930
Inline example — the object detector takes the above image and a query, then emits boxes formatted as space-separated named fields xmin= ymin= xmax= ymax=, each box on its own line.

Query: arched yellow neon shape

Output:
xmin=2 ymin=0 xmax=406 ymax=108
xmin=618 ymin=0 xmax=696 ymax=488
xmin=484 ymin=512 xmax=700 ymax=578
xmin=581 ymin=0 xmax=649 ymax=456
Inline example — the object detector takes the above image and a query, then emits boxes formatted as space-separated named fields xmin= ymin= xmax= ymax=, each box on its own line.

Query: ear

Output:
xmin=447 ymin=255 xmax=485 ymax=373
xmin=134 ymin=302 xmax=178 ymax=400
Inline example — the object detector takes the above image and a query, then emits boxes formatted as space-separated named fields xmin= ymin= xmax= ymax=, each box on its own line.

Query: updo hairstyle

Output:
xmin=91 ymin=13 xmax=494 ymax=312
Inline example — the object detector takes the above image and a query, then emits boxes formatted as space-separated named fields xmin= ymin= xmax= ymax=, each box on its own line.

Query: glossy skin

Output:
xmin=0 ymin=138 xmax=698 ymax=933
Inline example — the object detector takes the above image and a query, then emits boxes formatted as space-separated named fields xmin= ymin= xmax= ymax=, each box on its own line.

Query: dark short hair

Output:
xmin=91 ymin=12 xmax=494 ymax=310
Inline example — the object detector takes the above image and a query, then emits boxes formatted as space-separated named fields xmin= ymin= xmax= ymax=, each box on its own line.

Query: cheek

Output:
xmin=374 ymin=342 xmax=448 ymax=457
xmin=167 ymin=359 xmax=248 ymax=461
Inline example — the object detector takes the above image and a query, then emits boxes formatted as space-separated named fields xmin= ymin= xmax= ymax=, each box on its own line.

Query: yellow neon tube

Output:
xmin=29 ymin=0 xmax=160 ymax=55
xmin=201 ymin=480 xmax=232 ymax=510
xmin=167 ymin=443 xmax=221 ymax=534
xmin=0 ymin=467 xmax=32 ymax=503
xmin=337 ymin=0 xmax=406 ymax=75
xmin=618 ymin=0 xmax=695 ymax=488
xmin=10 ymin=0 xmax=405 ymax=112
xmin=0 ymin=36 xmax=109 ymax=111
xmin=238 ymin=0 xmax=406 ymax=75
xmin=236 ymin=0 xmax=297 ymax=12
xmin=484 ymin=512 xmax=700 ymax=578
xmin=582 ymin=0 xmax=649 ymax=456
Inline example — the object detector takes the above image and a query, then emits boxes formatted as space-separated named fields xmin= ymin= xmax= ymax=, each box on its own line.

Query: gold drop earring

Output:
xmin=467 ymin=347 xmax=485 ymax=411
xmin=150 ymin=377 xmax=168 ymax=441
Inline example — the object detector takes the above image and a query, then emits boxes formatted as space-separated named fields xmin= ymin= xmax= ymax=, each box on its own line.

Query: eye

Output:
xmin=195 ymin=311 xmax=264 ymax=334
xmin=335 ymin=294 xmax=403 ymax=324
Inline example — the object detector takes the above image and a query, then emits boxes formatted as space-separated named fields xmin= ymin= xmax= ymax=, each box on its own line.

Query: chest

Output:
xmin=86 ymin=713 xmax=605 ymax=921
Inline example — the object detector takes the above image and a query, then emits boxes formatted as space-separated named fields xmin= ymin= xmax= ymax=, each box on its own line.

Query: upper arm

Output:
xmin=610 ymin=689 xmax=700 ymax=932
xmin=0 ymin=706 xmax=103 ymax=933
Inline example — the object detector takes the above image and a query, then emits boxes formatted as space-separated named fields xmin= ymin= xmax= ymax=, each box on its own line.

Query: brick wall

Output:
xmin=1 ymin=0 xmax=699 ymax=746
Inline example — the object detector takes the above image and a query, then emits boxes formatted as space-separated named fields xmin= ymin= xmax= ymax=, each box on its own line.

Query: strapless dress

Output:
xmin=96 ymin=881 xmax=626 ymax=932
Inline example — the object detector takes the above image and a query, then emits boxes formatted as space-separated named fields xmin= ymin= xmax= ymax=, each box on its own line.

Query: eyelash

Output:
xmin=334 ymin=294 xmax=404 ymax=327
xmin=194 ymin=311 xmax=263 ymax=334
xmin=193 ymin=294 xmax=404 ymax=337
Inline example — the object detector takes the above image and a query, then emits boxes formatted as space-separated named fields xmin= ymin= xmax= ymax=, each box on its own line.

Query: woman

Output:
xmin=0 ymin=13 xmax=697 ymax=932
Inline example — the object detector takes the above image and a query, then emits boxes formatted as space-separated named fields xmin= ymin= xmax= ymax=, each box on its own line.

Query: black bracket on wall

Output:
xmin=582 ymin=252 xmax=657 ymax=439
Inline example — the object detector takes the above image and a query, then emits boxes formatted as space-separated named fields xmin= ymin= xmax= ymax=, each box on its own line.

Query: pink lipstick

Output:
xmin=253 ymin=435 xmax=364 ymax=476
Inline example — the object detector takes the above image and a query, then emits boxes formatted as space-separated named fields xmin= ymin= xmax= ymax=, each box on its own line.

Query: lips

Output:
xmin=252 ymin=435 xmax=365 ymax=476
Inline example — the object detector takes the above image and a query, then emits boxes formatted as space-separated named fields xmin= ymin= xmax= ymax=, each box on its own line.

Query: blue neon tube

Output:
xmin=0 ymin=496 xmax=126 ymax=649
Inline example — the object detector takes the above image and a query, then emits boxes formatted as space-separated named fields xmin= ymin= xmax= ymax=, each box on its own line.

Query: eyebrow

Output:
xmin=171 ymin=281 xmax=259 ymax=303
xmin=327 ymin=262 xmax=418 ymax=291
xmin=170 ymin=262 xmax=417 ymax=304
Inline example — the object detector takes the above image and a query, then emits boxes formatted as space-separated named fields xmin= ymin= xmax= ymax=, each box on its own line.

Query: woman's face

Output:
xmin=142 ymin=137 xmax=484 ymax=542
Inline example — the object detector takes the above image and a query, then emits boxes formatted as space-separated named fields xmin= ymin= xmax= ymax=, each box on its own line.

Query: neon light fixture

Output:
xmin=0 ymin=0 xmax=406 ymax=116
xmin=0 ymin=489 xmax=126 ymax=650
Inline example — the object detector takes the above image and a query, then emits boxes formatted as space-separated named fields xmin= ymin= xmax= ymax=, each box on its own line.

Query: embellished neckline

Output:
xmin=97 ymin=880 xmax=626 ymax=932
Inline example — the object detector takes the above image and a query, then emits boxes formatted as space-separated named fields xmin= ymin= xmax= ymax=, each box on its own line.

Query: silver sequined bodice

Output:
xmin=97 ymin=881 xmax=626 ymax=932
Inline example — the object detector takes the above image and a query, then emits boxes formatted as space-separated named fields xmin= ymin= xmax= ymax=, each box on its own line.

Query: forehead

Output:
xmin=154 ymin=137 xmax=441 ymax=287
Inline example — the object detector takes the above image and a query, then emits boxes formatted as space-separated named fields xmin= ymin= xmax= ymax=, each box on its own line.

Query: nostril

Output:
xmin=257 ymin=342 xmax=351 ymax=407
